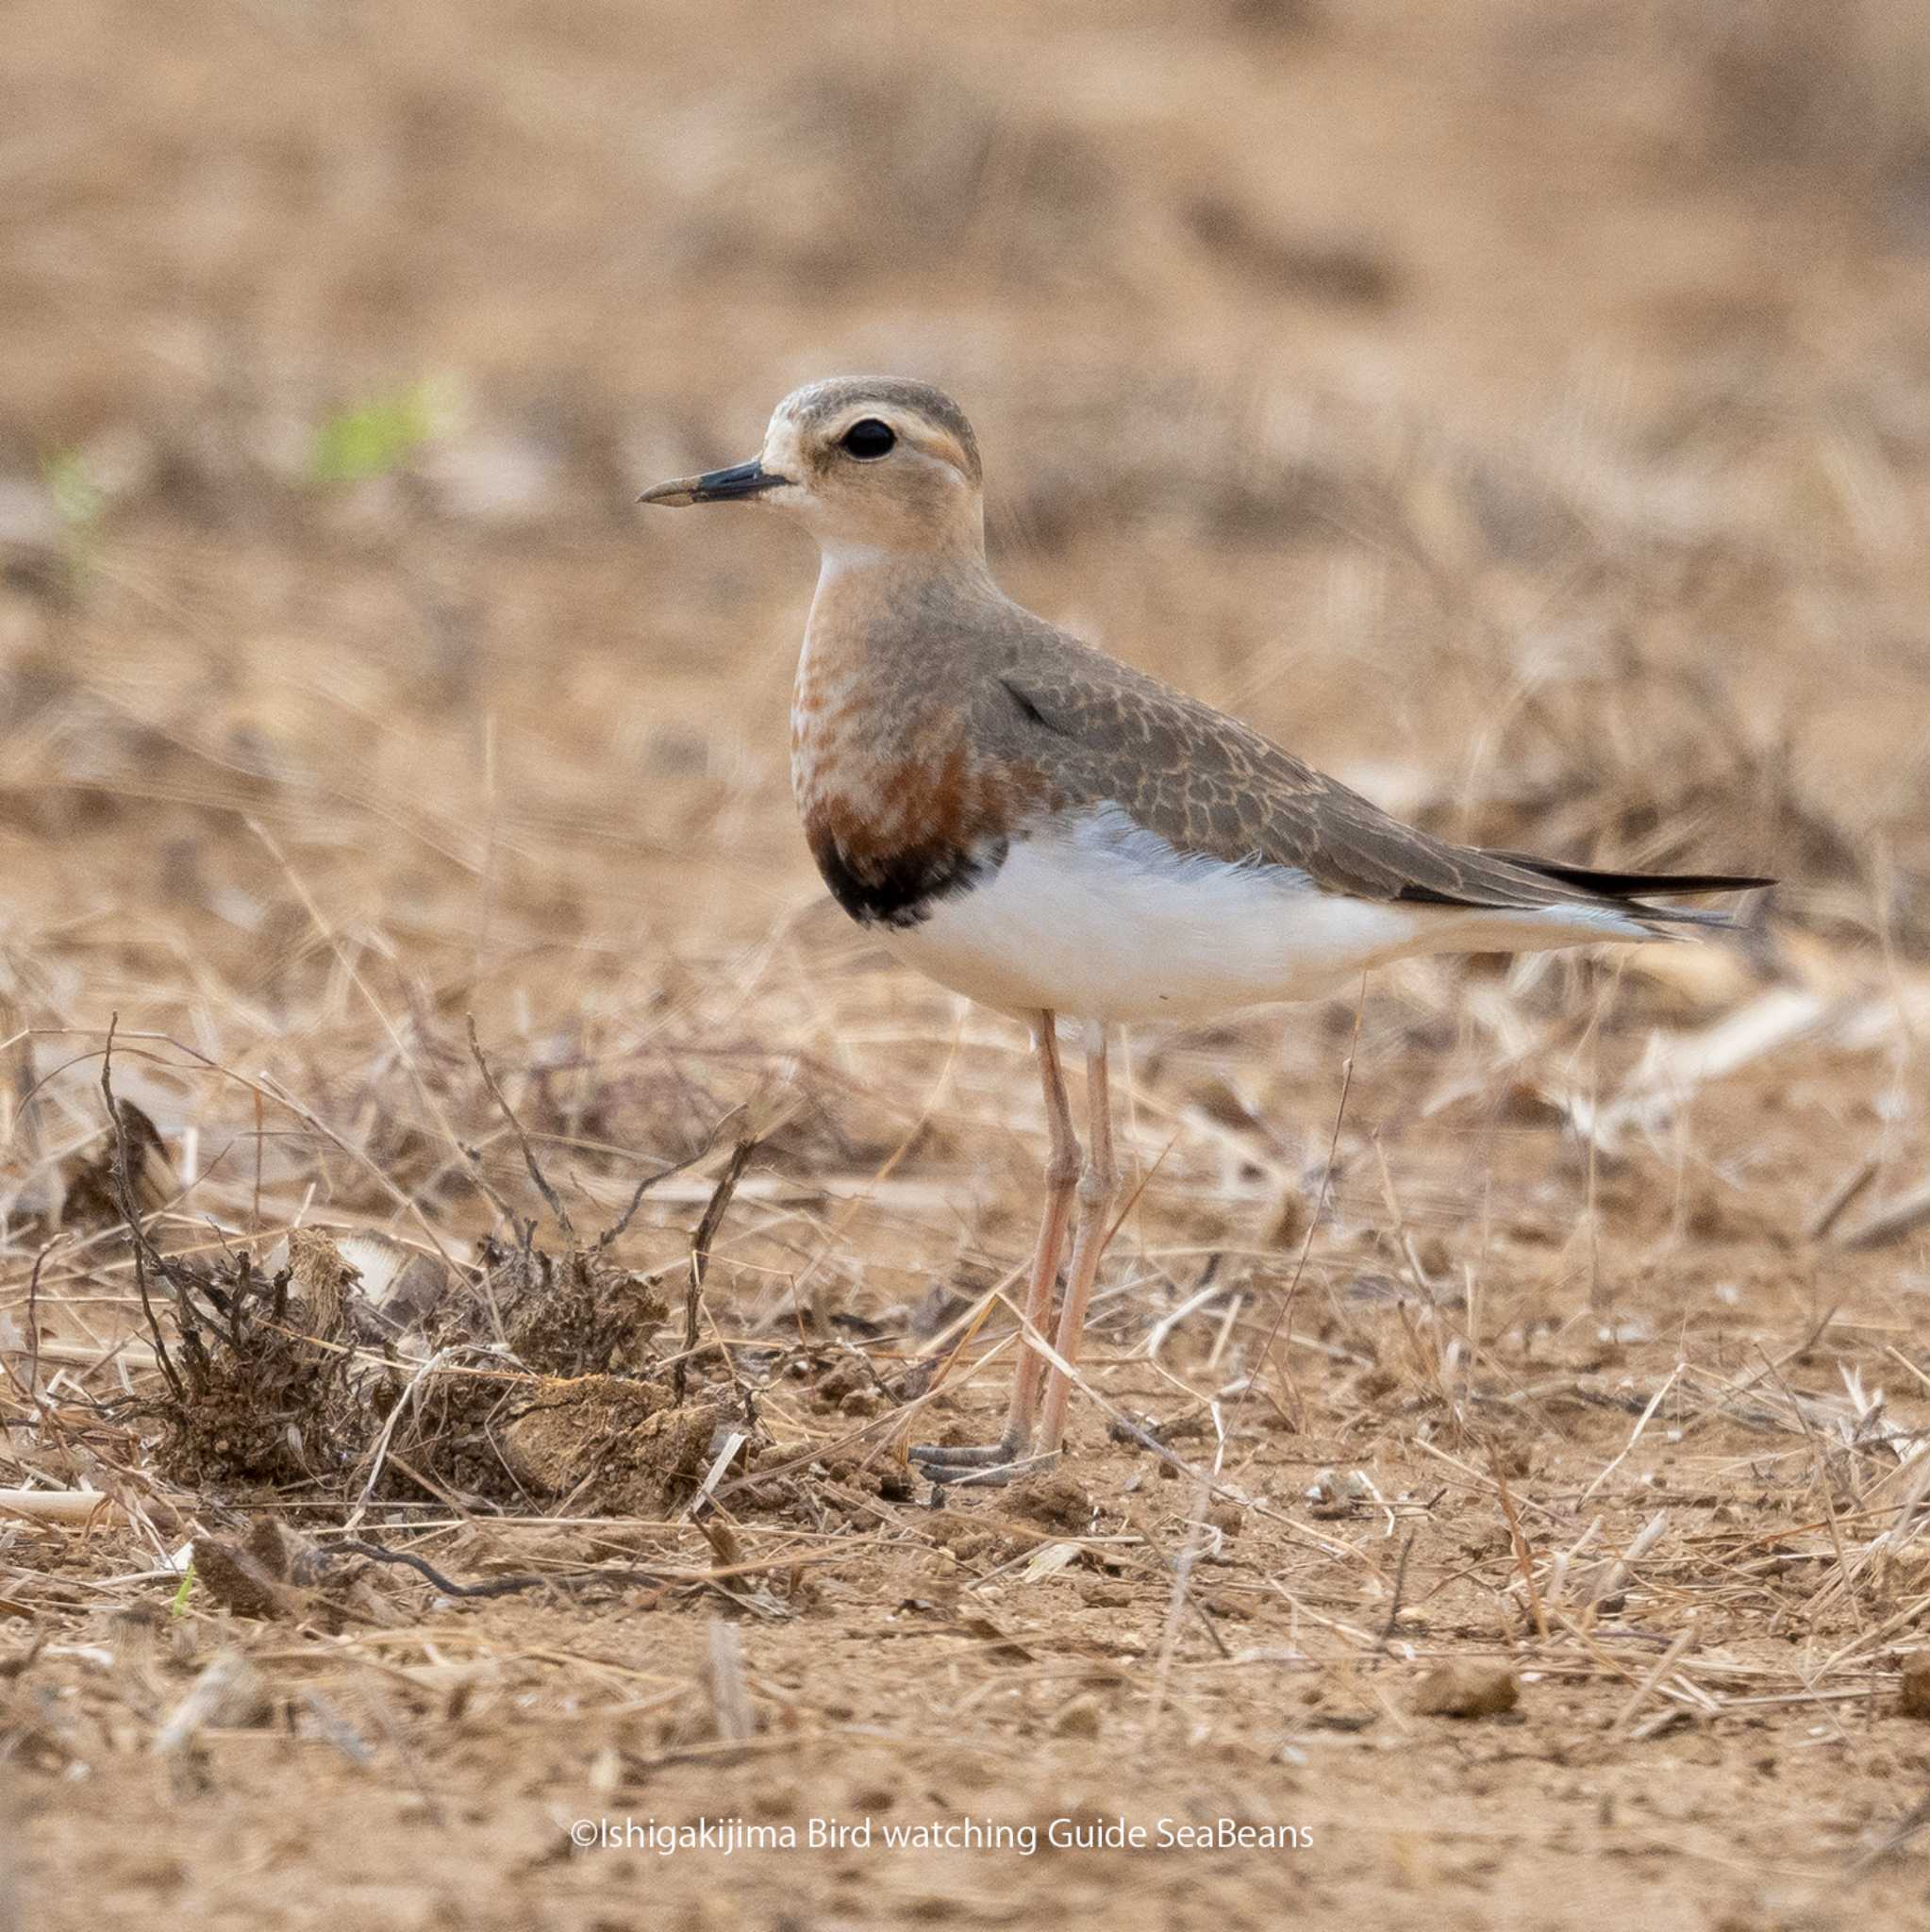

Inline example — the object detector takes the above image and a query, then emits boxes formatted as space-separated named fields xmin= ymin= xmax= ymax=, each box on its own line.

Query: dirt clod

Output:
xmin=1053 ymin=1696 xmax=1104 ymax=1739
xmin=1413 ymin=1661 xmax=1521 ymax=1719
xmin=193 ymin=1519 xmax=399 ymax=1629
xmin=502 ymin=1382 xmax=727 ymax=1514
xmin=1009 ymin=1468 xmax=1094 ymax=1531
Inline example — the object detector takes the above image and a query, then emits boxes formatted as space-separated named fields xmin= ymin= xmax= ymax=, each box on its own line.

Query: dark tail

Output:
xmin=1485 ymin=851 xmax=1773 ymax=929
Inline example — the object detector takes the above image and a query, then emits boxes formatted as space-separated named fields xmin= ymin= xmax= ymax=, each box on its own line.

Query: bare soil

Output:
xmin=7 ymin=3 xmax=1930 ymax=1927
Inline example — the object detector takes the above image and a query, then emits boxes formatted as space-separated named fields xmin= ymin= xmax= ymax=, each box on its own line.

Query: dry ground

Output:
xmin=6 ymin=2 xmax=1930 ymax=1926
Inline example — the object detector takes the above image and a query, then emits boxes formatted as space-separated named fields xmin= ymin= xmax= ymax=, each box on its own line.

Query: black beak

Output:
xmin=639 ymin=458 xmax=790 ymax=507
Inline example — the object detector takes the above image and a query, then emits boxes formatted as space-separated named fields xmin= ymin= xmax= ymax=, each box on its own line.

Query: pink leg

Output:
xmin=913 ymin=1013 xmax=1079 ymax=1478
xmin=1038 ymin=1023 xmax=1118 ymax=1457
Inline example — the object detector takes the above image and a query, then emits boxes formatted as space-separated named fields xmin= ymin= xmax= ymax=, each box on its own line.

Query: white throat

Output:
xmin=813 ymin=540 xmax=900 ymax=585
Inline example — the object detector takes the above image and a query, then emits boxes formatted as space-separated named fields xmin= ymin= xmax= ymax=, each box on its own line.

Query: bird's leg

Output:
xmin=1036 ymin=1022 xmax=1118 ymax=1458
xmin=911 ymin=1013 xmax=1078 ymax=1482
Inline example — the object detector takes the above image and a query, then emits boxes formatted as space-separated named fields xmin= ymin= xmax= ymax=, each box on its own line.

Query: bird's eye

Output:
xmin=839 ymin=419 xmax=896 ymax=459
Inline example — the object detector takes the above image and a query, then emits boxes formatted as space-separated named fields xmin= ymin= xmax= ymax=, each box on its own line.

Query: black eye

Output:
xmin=840 ymin=418 xmax=896 ymax=459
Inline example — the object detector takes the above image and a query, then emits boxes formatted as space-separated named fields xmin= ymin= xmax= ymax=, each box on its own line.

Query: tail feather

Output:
xmin=1483 ymin=850 xmax=1772 ymax=931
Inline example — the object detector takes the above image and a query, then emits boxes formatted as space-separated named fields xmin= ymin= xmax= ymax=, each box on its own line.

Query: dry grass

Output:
xmin=5 ymin=1 xmax=1930 ymax=1927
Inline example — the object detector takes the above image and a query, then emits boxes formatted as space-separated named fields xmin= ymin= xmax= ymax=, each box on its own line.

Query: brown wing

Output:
xmin=976 ymin=621 xmax=1762 ymax=922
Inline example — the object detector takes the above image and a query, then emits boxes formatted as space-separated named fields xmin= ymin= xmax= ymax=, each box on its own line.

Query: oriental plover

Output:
xmin=642 ymin=377 xmax=1768 ymax=1482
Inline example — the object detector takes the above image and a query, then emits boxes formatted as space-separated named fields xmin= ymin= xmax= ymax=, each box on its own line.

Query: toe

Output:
xmin=910 ymin=1439 xmax=1019 ymax=1468
xmin=909 ymin=1443 xmax=1059 ymax=1488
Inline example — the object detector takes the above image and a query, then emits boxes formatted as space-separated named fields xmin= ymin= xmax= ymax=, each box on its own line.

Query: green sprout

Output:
xmin=308 ymin=379 xmax=449 ymax=486
xmin=169 ymin=1564 xmax=194 ymax=1617
xmin=42 ymin=447 xmax=104 ymax=532
xmin=37 ymin=446 xmax=105 ymax=592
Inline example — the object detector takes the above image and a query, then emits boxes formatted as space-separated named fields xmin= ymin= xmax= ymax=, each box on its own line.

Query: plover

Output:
xmin=642 ymin=377 xmax=1767 ymax=1480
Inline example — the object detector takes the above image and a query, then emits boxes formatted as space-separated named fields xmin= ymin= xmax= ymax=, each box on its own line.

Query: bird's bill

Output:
xmin=638 ymin=458 xmax=789 ymax=506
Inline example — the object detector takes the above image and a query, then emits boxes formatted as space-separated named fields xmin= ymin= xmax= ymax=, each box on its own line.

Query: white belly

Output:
xmin=879 ymin=805 xmax=1646 ymax=1025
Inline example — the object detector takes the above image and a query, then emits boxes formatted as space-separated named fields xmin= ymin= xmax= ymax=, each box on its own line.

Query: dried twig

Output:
xmin=1230 ymin=974 xmax=1365 ymax=1441
xmin=676 ymin=1135 xmax=757 ymax=1403
xmin=329 ymin=1539 xmax=665 ymax=1602
xmin=1608 ymin=1625 xmax=1698 ymax=1737
xmin=1807 ymin=1153 xmax=1880 ymax=1241
xmin=1578 ymin=1366 xmax=1678 ymax=1504
xmin=1834 ymin=1174 xmax=1930 ymax=1252
xmin=155 ymin=1651 xmax=268 ymax=1757
xmin=1488 ymin=1442 xmax=1547 ymax=1641
xmin=706 ymin=1618 xmax=755 ymax=1743
xmin=467 ymin=1015 xmax=572 ymax=1245
xmin=0 ymin=1488 xmax=120 ymax=1526
xmin=597 ymin=1130 xmax=727 ymax=1251
xmin=101 ymin=1016 xmax=182 ymax=1399
xmin=1373 ymin=1530 xmax=1418 ymax=1659
xmin=1147 ymin=1466 xmax=1214 ymax=1726
xmin=19 ymin=1236 xmax=64 ymax=1408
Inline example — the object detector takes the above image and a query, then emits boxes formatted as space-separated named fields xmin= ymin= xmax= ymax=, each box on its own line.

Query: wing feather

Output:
xmin=978 ymin=630 xmax=1766 ymax=928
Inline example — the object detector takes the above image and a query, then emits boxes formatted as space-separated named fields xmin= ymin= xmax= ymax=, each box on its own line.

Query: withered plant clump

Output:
xmin=108 ymin=1022 xmax=763 ymax=1520
xmin=363 ymin=1175 xmax=754 ymax=1512
xmin=374 ymin=1224 xmax=695 ymax=1514
xmin=88 ymin=1033 xmax=358 ymax=1492
xmin=143 ymin=1221 xmax=358 ymax=1494
xmin=432 ymin=1229 xmax=670 ymax=1381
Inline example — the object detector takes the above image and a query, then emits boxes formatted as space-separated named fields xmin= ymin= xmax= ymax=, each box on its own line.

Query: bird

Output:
xmin=641 ymin=376 xmax=1769 ymax=1484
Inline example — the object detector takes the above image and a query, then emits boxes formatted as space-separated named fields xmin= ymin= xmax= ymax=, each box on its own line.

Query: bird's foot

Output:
xmin=909 ymin=1434 xmax=1057 ymax=1489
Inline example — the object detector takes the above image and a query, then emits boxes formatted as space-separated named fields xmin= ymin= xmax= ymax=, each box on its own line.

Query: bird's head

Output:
xmin=641 ymin=377 xmax=985 ymax=565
